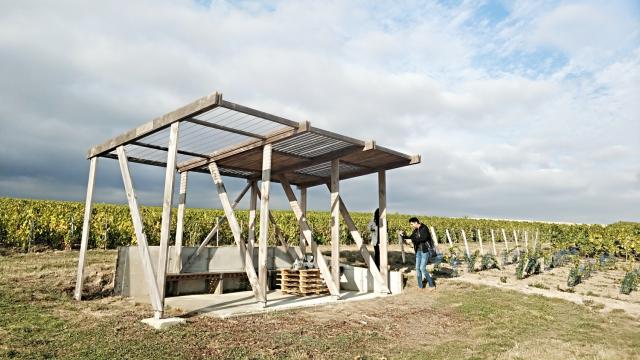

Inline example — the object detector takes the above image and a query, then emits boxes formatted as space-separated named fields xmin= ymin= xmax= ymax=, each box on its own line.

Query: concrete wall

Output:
xmin=339 ymin=265 xmax=404 ymax=295
xmin=114 ymin=246 xmax=294 ymax=300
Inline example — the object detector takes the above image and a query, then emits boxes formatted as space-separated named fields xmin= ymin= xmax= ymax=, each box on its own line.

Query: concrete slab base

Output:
xmin=141 ymin=317 xmax=187 ymax=330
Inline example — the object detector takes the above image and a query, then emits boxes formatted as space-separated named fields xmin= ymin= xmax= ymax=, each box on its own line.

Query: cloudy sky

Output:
xmin=0 ymin=0 xmax=638 ymax=224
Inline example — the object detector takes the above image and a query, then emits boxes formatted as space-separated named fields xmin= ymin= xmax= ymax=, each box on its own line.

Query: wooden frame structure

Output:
xmin=74 ymin=91 xmax=420 ymax=318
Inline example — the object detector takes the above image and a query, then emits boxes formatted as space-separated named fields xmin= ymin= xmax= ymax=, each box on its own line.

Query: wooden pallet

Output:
xmin=277 ymin=269 xmax=329 ymax=296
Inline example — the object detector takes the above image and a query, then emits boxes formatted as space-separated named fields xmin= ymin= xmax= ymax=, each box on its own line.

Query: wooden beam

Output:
xmin=330 ymin=159 xmax=340 ymax=288
xmin=182 ymin=183 xmax=251 ymax=270
xmin=178 ymin=126 xmax=307 ymax=173
xmin=184 ymin=117 xmax=266 ymax=139
xmin=131 ymin=141 xmax=209 ymax=159
xmin=174 ymin=171 xmax=188 ymax=273
xmin=300 ymin=187 xmax=307 ymax=257
xmin=255 ymin=187 xmax=300 ymax=261
xmin=280 ymin=177 xmax=341 ymax=298
xmin=73 ymin=157 xmax=98 ymax=301
xmin=299 ymin=159 xmax=413 ymax=188
xmin=378 ymin=171 xmax=388 ymax=286
xmin=258 ymin=144 xmax=272 ymax=305
xmin=220 ymin=100 xmax=300 ymax=128
xmin=264 ymin=145 xmax=363 ymax=178
xmin=209 ymin=162 xmax=265 ymax=303
xmin=88 ymin=92 xmax=221 ymax=158
xmin=335 ymin=194 xmax=390 ymax=293
xmin=157 ymin=122 xmax=179 ymax=307
xmin=116 ymin=146 xmax=163 ymax=318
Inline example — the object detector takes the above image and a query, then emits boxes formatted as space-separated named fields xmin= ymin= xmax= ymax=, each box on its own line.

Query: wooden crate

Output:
xmin=277 ymin=269 xmax=329 ymax=296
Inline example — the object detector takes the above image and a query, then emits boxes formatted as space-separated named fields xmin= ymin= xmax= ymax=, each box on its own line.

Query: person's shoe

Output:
xmin=427 ymin=286 xmax=436 ymax=291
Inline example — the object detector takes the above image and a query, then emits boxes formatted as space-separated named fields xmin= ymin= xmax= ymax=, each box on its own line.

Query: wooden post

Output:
xmin=73 ymin=157 xmax=98 ymax=301
xmin=209 ymin=162 xmax=265 ymax=303
xmin=502 ymin=228 xmax=509 ymax=253
xmin=280 ymin=177 xmax=340 ymax=298
xmin=430 ymin=226 xmax=439 ymax=250
xmin=116 ymin=146 xmax=163 ymax=318
xmin=398 ymin=232 xmax=405 ymax=263
xmin=300 ymin=187 xmax=307 ymax=258
xmin=258 ymin=145 xmax=272 ymax=304
xmin=490 ymin=229 xmax=497 ymax=256
xmin=513 ymin=229 xmax=519 ymax=248
xmin=477 ymin=229 xmax=484 ymax=255
xmin=445 ymin=229 xmax=454 ymax=247
xmin=182 ymin=183 xmax=250 ymax=270
xmin=337 ymin=196 xmax=389 ymax=293
xmin=157 ymin=122 xmax=179 ymax=306
xmin=330 ymin=159 xmax=340 ymax=287
xmin=534 ymin=229 xmax=539 ymax=251
xmin=462 ymin=229 xmax=470 ymax=257
xmin=524 ymin=230 xmax=529 ymax=252
xmin=378 ymin=171 xmax=388 ymax=286
xmin=248 ymin=180 xmax=258 ymax=252
xmin=174 ymin=171 xmax=188 ymax=273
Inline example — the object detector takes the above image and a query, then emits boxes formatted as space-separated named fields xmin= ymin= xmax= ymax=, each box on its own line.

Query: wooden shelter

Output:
xmin=73 ymin=91 xmax=421 ymax=319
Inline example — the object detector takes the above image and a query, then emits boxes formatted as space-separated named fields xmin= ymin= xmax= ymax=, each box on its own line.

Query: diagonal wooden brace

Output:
xmin=255 ymin=187 xmax=302 ymax=261
xmin=209 ymin=162 xmax=265 ymax=303
xmin=280 ymin=177 xmax=341 ymax=298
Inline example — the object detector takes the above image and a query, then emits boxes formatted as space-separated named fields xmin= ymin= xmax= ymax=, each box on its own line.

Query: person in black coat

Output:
xmin=403 ymin=217 xmax=435 ymax=289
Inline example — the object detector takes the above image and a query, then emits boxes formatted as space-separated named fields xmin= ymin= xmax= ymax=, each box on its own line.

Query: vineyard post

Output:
xmin=209 ymin=162 xmax=265 ymax=304
xmin=513 ymin=229 xmax=519 ymax=257
xmin=330 ymin=159 xmax=340 ymax=287
xmin=258 ymin=144 xmax=272 ymax=300
xmin=398 ymin=232 xmax=405 ymax=263
xmin=215 ymin=217 xmax=220 ymax=247
xmin=174 ymin=171 xmax=188 ymax=273
xmin=502 ymin=229 xmax=509 ymax=253
xmin=534 ymin=229 xmax=539 ymax=251
xmin=524 ymin=230 xmax=529 ymax=253
xmin=430 ymin=226 xmax=439 ymax=249
xmin=477 ymin=229 xmax=484 ymax=255
xmin=490 ymin=229 xmax=497 ymax=256
xmin=74 ymin=156 xmax=98 ymax=301
xmin=156 ymin=122 xmax=180 ymax=306
xmin=280 ymin=177 xmax=341 ymax=299
xmin=462 ymin=229 xmax=471 ymax=257
xmin=446 ymin=229 xmax=454 ymax=247
xmin=300 ymin=187 xmax=307 ymax=258
xmin=378 ymin=170 xmax=389 ymax=287
xmin=116 ymin=147 xmax=163 ymax=317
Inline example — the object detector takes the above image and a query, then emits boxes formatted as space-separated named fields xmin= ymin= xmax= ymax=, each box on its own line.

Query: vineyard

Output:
xmin=1 ymin=197 xmax=639 ymax=260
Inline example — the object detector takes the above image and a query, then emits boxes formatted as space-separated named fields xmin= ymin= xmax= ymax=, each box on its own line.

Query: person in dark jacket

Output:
xmin=403 ymin=217 xmax=435 ymax=289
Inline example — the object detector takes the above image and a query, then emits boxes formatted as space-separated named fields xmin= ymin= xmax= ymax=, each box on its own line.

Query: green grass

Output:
xmin=1 ymin=251 xmax=639 ymax=359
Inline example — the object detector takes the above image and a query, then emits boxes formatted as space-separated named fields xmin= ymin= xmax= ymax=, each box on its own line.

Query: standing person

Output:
xmin=403 ymin=217 xmax=435 ymax=290
xmin=367 ymin=209 xmax=381 ymax=269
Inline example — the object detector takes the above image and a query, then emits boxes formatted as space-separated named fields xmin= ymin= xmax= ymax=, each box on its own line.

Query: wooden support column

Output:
xmin=157 ymin=122 xmax=179 ymax=306
xmin=258 ymin=145 xmax=272 ymax=303
xmin=174 ymin=171 xmax=188 ymax=273
xmin=116 ymin=146 xmax=163 ymax=318
xmin=182 ymin=183 xmax=250 ymax=270
xmin=74 ymin=157 xmax=98 ymax=301
xmin=280 ymin=177 xmax=340 ymax=298
xmin=248 ymin=180 xmax=258 ymax=252
xmin=330 ymin=160 xmax=340 ymax=287
xmin=490 ymin=229 xmax=497 ymax=256
xmin=209 ymin=162 xmax=265 ymax=303
xmin=299 ymin=187 xmax=307 ymax=257
xmin=378 ymin=171 xmax=388 ymax=286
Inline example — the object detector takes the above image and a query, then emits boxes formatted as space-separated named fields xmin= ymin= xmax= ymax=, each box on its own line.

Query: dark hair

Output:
xmin=373 ymin=208 xmax=380 ymax=227
xmin=408 ymin=217 xmax=420 ymax=224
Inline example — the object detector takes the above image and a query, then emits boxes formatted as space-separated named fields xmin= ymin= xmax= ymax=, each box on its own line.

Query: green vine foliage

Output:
xmin=620 ymin=269 xmax=639 ymax=295
xmin=1 ymin=198 xmax=639 ymax=256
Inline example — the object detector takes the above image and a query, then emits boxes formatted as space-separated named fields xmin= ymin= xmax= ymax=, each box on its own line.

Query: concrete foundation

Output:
xmin=141 ymin=316 xmax=187 ymax=330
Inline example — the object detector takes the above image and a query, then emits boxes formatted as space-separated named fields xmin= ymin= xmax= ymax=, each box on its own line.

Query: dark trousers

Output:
xmin=374 ymin=244 xmax=380 ymax=269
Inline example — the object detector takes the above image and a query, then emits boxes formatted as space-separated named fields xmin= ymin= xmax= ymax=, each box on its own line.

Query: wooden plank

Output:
xmin=490 ymin=229 xmax=497 ymax=256
xmin=462 ymin=229 xmax=471 ymax=258
xmin=174 ymin=171 xmax=188 ymax=273
xmin=330 ymin=159 xmax=340 ymax=287
xmin=378 ymin=171 xmax=389 ymax=285
xmin=182 ymin=183 xmax=250 ymax=270
xmin=116 ymin=146 xmax=163 ymax=317
xmin=88 ymin=92 xmax=221 ymax=158
xmin=477 ymin=229 xmax=484 ymax=255
xmin=157 ymin=122 xmax=179 ymax=305
xmin=221 ymin=100 xmax=300 ymax=128
xmin=300 ymin=187 xmax=307 ymax=257
xmin=335 ymin=195 xmax=390 ymax=293
xmin=280 ymin=177 xmax=341 ymax=298
xmin=185 ymin=117 xmax=266 ymax=139
xmin=73 ymin=157 xmax=98 ymax=301
xmin=209 ymin=162 xmax=265 ymax=303
xmin=258 ymin=144 xmax=272 ymax=303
